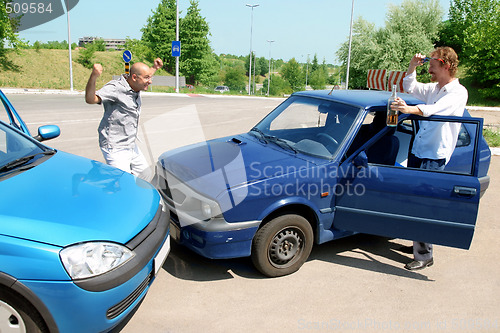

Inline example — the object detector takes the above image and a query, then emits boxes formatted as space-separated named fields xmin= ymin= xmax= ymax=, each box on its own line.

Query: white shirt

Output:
xmin=403 ymin=71 xmax=468 ymax=163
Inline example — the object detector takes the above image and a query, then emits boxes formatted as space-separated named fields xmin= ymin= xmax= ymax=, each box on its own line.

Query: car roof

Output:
xmin=293 ymin=89 xmax=423 ymax=111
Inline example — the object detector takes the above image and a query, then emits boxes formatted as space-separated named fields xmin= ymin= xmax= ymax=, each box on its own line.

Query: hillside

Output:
xmin=0 ymin=49 xmax=164 ymax=91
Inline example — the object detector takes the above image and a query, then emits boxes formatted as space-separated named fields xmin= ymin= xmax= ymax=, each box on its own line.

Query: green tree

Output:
xmin=180 ymin=0 xmax=218 ymax=85
xmin=311 ymin=54 xmax=319 ymax=73
xmin=77 ymin=44 xmax=97 ymax=69
xmin=32 ymin=40 xmax=77 ymax=50
xmin=1 ymin=0 xmax=24 ymax=70
xmin=125 ymin=38 xmax=150 ymax=63
xmin=336 ymin=18 xmax=381 ymax=88
xmin=224 ymin=65 xmax=246 ymax=92
xmin=336 ymin=0 xmax=443 ymax=88
xmin=308 ymin=56 xmax=329 ymax=90
xmin=382 ymin=0 xmax=442 ymax=69
xmin=309 ymin=67 xmax=328 ymax=90
xmin=257 ymin=56 xmax=268 ymax=76
xmin=263 ymin=74 xmax=292 ymax=96
xmin=93 ymin=39 xmax=106 ymax=52
xmin=141 ymin=0 xmax=177 ymax=73
xmin=280 ymin=58 xmax=305 ymax=92
xmin=244 ymin=54 xmax=268 ymax=77
xmin=444 ymin=0 xmax=500 ymax=98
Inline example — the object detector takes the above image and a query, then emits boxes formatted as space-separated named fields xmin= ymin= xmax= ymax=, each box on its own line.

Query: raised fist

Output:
xmin=153 ymin=58 xmax=163 ymax=70
xmin=92 ymin=63 xmax=103 ymax=77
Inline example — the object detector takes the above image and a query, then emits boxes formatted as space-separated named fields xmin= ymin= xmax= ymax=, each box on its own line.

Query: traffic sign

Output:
xmin=123 ymin=50 xmax=132 ymax=63
xmin=172 ymin=41 xmax=181 ymax=57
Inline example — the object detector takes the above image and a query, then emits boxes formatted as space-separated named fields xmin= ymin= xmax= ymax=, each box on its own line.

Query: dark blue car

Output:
xmin=154 ymin=89 xmax=490 ymax=277
xmin=0 ymin=89 xmax=170 ymax=332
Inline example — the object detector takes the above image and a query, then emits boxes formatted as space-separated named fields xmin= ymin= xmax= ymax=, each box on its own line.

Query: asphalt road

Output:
xmin=5 ymin=92 xmax=500 ymax=333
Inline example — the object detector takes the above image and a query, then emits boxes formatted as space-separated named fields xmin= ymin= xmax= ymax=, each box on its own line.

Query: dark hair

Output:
xmin=430 ymin=46 xmax=459 ymax=77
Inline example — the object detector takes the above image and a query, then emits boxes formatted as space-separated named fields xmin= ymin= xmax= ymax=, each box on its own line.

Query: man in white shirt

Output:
xmin=391 ymin=46 xmax=468 ymax=270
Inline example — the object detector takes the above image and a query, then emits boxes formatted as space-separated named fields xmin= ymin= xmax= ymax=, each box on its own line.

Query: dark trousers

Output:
xmin=407 ymin=154 xmax=445 ymax=260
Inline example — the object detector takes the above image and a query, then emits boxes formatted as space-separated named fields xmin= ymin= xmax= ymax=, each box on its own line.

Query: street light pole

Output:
xmin=175 ymin=0 xmax=179 ymax=93
xmin=246 ymin=4 xmax=259 ymax=95
xmin=305 ymin=54 xmax=310 ymax=89
xmin=346 ymin=0 xmax=354 ymax=90
xmin=267 ymin=40 xmax=274 ymax=96
xmin=65 ymin=0 xmax=73 ymax=91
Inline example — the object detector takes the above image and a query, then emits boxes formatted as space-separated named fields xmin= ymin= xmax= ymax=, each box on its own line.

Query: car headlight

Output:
xmin=60 ymin=242 xmax=135 ymax=280
xmin=201 ymin=202 xmax=213 ymax=219
xmin=200 ymin=200 xmax=223 ymax=220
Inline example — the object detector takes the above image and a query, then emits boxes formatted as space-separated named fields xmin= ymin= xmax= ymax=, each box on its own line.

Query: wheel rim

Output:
xmin=268 ymin=226 xmax=305 ymax=269
xmin=0 ymin=300 xmax=26 ymax=333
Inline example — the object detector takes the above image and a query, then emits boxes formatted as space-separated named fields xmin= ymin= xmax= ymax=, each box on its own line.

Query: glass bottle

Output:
xmin=386 ymin=85 xmax=398 ymax=127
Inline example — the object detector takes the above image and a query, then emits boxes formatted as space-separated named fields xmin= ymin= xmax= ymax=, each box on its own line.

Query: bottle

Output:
xmin=386 ymin=85 xmax=398 ymax=127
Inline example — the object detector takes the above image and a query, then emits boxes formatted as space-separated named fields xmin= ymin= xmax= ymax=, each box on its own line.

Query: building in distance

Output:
xmin=78 ymin=36 xmax=126 ymax=51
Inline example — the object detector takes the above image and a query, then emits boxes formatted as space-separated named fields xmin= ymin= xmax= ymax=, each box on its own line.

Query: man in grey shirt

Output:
xmin=85 ymin=58 xmax=163 ymax=180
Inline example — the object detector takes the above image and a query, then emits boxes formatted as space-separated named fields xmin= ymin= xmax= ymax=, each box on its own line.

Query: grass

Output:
xmin=483 ymin=127 xmax=500 ymax=147
xmin=0 ymin=49 xmax=247 ymax=96
xmin=0 ymin=49 xmax=168 ymax=91
xmin=460 ymin=77 xmax=500 ymax=107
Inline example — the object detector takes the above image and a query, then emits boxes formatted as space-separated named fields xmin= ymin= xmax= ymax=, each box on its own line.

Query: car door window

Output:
xmin=352 ymin=115 xmax=480 ymax=176
xmin=456 ymin=124 xmax=471 ymax=147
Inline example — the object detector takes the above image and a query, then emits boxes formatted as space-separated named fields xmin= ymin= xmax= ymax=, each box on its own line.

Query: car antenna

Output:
xmin=328 ymin=85 xmax=335 ymax=95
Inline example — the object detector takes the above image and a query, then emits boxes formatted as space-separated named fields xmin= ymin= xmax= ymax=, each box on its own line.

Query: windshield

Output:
xmin=252 ymin=96 xmax=361 ymax=159
xmin=0 ymin=121 xmax=51 ymax=177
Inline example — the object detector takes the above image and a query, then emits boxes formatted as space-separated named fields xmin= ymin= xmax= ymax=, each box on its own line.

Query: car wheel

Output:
xmin=0 ymin=288 xmax=46 ymax=333
xmin=251 ymin=214 xmax=313 ymax=277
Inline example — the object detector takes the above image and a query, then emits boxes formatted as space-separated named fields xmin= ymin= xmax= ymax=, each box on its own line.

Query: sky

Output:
xmin=18 ymin=0 xmax=451 ymax=65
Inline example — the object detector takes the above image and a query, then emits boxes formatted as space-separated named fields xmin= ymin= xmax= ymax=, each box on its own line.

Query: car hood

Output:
xmin=157 ymin=133 xmax=319 ymax=200
xmin=0 ymin=151 xmax=160 ymax=247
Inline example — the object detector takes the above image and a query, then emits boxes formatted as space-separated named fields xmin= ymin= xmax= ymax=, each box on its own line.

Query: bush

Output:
xmin=77 ymin=45 xmax=96 ymax=69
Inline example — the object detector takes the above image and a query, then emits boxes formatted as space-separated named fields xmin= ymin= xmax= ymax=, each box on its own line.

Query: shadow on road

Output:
xmin=162 ymin=234 xmax=433 ymax=282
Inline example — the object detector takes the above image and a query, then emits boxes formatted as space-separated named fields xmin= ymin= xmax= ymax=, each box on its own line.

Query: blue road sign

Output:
xmin=123 ymin=50 xmax=132 ymax=63
xmin=172 ymin=41 xmax=181 ymax=57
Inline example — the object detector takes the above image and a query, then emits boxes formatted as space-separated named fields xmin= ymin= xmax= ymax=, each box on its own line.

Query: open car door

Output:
xmin=332 ymin=115 xmax=486 ymax=249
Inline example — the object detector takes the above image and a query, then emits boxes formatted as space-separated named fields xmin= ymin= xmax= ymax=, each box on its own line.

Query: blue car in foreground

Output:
xmin=154 ymin=89 xmax=490 ymax=277
xmin=0 ymin=89 xmax=170 ymax=333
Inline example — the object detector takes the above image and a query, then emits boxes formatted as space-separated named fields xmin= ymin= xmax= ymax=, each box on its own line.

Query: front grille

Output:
xmin=106 ymin=272 xmax=152 ymax=319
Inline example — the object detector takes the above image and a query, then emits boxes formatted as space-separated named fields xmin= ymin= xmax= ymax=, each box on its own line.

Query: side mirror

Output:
xmin=34 ymin=125 xmax=60 ymax=142
xmin=352 ymin=151 xmax=368 ymax=169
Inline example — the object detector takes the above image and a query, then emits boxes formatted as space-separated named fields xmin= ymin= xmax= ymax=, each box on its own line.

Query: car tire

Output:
xmin=0 ymin=287 xmax=47 ymax=333
xmin=251 ymin=214 xmax=313 ymax=277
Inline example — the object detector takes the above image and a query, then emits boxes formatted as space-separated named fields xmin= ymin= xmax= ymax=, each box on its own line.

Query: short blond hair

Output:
xmin=430 ymin=46 xmax=459 ymax=77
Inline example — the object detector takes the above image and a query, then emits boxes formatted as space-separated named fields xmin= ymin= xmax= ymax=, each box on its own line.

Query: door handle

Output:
xmin=453 ymin=186 xmax=477 ymax=197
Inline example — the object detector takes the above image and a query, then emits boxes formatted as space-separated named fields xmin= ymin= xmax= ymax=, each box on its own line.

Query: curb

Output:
xmin=468 ymin=106 xmax=500 ymax=112
xmin=1 ymin=88 xmax=285 ymax=100
xmin=2 ymin=88 xmax=84 ymax=95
